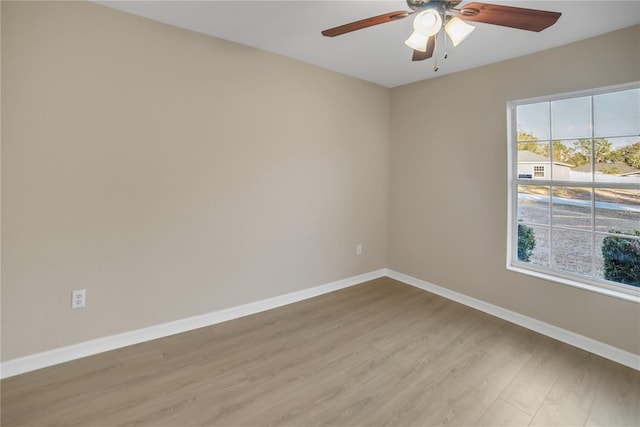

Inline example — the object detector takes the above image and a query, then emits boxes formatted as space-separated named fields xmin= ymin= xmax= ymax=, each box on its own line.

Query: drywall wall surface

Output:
xmin=388 ymin=25 xmax=640 ymax=354
xmin=1 ymin=1 xmax=389 ymax=360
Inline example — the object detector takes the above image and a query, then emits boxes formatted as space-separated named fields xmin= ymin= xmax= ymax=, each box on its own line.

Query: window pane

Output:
xmin=517 ymin=142 xmax=549 ymax=179
xmin=552 ymin=187 xmax=592 ymax=231
xmin=517 ymin=185 xmax=549 ymax=225
xmin=519 ymin=224 xmax=549 ymax=268
xmin=552 ymin=229 xmax=592 ymax=276
xmin=517 ymin=102 xmax=550 ymax=141
xmin=594 ymin=234 xmax=606 ymax=281
xmin=551 ymin=140 xmax=592 ymax=182
xmin=595 ymin=189 xmax=640 ymax=235
xmin=594 ymin=137 xmax=640 ymax=183
xmin=551 ymin=96 xmax=591 ymax=139
xmin=597 ymin=232 xmax=640 ymax=287
xmin=594 ymin=88 xmax=640 ymax=137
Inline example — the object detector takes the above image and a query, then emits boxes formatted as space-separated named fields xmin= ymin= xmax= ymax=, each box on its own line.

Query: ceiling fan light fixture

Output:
xmin=413 ymin=9 xmax=442 ymax=37
xmin=404 ymin=30 xmax=430 ymax=51
xmin=445 ymin=17 xmax=475 ymax=46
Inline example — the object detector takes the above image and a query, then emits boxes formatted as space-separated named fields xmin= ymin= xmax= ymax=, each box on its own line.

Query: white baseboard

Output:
xmin=3 ymin=268 xmax=637 ymax=378
xmin=0 ymin=269 xmax=386 ymax=379
xmin=386 ymin=269 xmax=640 ymax=371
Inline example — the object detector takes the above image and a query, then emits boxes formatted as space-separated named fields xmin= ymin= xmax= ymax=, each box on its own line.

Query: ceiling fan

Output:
xmin=321 ymin=0 xmax=561 ymax=70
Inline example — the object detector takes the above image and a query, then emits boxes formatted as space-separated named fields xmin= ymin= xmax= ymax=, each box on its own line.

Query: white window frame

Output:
xmin=507 ymin=82 xmax=640 ymax=303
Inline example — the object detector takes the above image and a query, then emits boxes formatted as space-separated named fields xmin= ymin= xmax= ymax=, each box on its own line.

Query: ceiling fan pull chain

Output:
xmin=443 ymin=21 xmax=449 ymax=60
xmin=433 ymin=36 xmax=439 ymax=72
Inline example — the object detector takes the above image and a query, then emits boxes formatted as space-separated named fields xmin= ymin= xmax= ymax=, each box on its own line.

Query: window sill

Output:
xmin=507 ymin=264 xmax=640 ymax=303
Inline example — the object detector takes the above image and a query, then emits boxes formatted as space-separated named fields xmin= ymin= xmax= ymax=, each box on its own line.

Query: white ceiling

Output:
xmin=94 ymin=1 xmax=640 ymax=88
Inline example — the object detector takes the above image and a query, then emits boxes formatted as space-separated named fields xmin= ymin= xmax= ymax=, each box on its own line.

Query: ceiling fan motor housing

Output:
xmin=406 ymin=0 xmax=462 ymax=12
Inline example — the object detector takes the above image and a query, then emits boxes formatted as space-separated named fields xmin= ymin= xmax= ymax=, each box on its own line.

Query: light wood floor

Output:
xmin=2 ymin=277 xmax=639 ymax=426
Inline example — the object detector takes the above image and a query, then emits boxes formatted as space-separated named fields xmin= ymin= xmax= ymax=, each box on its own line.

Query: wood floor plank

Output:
xmin=530 ymin=348 xmax=605 ymax=426
xmin=475 ymin=397 xmax=533 ymax=426
xmin=357 ymin=348 xmax=490 ymax=426
xmin=0 ymin=345 xmax=165 ymax=426
xmin=399 ymin=342 xmax=533 ymax=426
xmin=586 ymin=359 xmax=640 ymax=427
xmin=2 ymin=277 xmax=638 ymax=427
xmin=500 ymin=337 xmax=577 ymax=416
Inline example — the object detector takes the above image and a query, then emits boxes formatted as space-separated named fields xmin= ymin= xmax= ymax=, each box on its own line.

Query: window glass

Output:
xmin=551 ymin=96 xmax=592 ymax=140
xmin=517 ymin=102 xmax=550 ymax=141
xmin=551 ymin=229 xmax=593 ymax=276
xmin=551 ymin=140 xmax=592 ymax=182
xmin=519 ymin=224 xmax=549 ymax=268
xmin=595 ymin=233 xmax=640 ymax=287
xmin=594 ymin=88 xmax=640 ymax=137
xmin=593 ymin=137 xmax=640 ymax=184
xmin=510 ymin=84 xmax=640 ymax=298
xmin=517 ymin=185 xmax=549 ymax=225
xmin=517 ymin=142 xmax=549 ymax=179
xmin=595 ymin=189 xmax=640 ymax=235
xmin=551 ymin=187 xmax=592 ymax=231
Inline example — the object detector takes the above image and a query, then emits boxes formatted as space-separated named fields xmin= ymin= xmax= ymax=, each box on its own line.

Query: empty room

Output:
xmin=1 ymin=1 xmax=639 ymax=426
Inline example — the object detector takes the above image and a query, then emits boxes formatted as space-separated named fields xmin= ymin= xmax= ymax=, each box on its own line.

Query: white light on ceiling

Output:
xmin=414 ymin=9 xmax=442 ymax=37
xmin=404 ymin=9 xmax=442 ymax=51
xmin=445 ymin=17 xmax=475 ymax=47
xmin=404 ymin=31 xmax=431 ymax=51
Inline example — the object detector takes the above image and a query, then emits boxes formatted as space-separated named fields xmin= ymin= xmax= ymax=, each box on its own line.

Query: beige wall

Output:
xmin=1 ymin=1 xmax=389 ymax=360
xmin=388 ymin=25 xmax=640 ymax=354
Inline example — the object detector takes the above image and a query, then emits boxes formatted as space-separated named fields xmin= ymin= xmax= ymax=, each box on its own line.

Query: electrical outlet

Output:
xmin=71 ymin=289 xmax=86 ymax=309
xmin=356 ymin=244 xmax=362 ymax=255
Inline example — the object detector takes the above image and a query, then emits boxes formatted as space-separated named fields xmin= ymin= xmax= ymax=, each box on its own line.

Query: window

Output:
xmin=507 ymin=83 xmax=640 ymax=301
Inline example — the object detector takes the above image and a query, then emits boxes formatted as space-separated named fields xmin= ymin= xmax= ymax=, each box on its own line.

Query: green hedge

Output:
xmin=517 ymin=224 xmax=536 ymax=262
xmin=602 ymin=230 xmax=640 ymax=287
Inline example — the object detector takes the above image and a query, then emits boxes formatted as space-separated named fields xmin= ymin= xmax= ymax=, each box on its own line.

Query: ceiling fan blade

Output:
xmin=458 ymin=2 xmax=561 ymax=32
xmin=321 ymin=10 xmax=411 ymax=37
xmin=412 ymin=36 xmax=436 ymax=61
